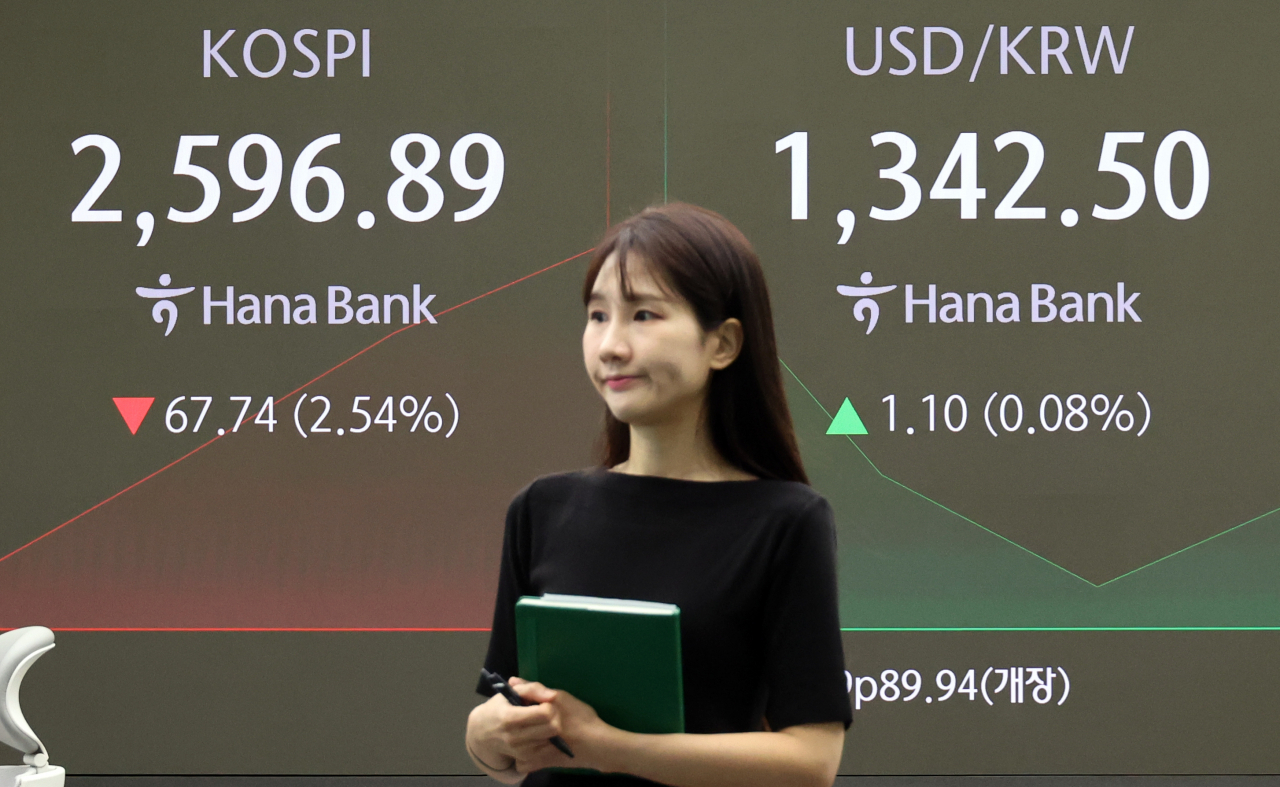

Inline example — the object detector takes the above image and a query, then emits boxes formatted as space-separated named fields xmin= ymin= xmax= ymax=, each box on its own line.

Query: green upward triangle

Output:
xmin=826 ymin=398 xmax=869 ymax=435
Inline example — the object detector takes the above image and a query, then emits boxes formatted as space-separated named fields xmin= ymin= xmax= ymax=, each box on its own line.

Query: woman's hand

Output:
xmin=465 ymin=682 xmax=557 ymax=781
xmin=465 ymin=677 xmax=616 ymax=780
xmin=468 ymin=679 xmax=845 ymax=786
xmin=505 ymin=677 xmax=617 ymax=773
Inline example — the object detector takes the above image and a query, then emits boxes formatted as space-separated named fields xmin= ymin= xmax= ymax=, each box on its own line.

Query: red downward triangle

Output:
xmin=113 ymin=397 xmax=155 ymax=435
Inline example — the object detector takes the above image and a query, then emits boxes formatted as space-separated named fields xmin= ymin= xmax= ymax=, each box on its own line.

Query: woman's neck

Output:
xmin=614 ymin=412 xmax=754 ymax=482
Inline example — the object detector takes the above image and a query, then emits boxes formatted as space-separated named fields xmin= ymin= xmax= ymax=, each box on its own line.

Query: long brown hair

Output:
xmin=582 ymin=203 xmax=808 ymax=484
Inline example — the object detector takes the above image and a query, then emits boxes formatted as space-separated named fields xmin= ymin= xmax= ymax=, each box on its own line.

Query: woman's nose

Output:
xmin=597 ymin=319 xmax=630 ymax=362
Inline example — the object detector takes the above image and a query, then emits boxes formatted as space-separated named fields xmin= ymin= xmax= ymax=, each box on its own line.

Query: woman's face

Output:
xmin=583 ymin=252 xmax=741 ymax=427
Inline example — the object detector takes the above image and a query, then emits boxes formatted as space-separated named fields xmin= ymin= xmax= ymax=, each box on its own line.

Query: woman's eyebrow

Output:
xmin=623 ymin=287 xmax=672 ymax=304
xmin=586 ymin=287 xmax=670 ymax=303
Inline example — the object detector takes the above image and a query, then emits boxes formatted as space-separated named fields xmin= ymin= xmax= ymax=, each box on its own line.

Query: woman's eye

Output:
xmin=588 ymin=310 xmax=607 ymax=322
xmin=634 ymin=309 xmax=658 ymax=321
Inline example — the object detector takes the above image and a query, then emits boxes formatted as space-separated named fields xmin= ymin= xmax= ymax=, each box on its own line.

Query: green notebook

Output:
xmin=515 ymin=594 xmax=684 ymax=735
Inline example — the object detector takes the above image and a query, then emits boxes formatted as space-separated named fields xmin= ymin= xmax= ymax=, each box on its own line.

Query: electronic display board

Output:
xmin=1 ymin=0 xmax=1278 ymax=776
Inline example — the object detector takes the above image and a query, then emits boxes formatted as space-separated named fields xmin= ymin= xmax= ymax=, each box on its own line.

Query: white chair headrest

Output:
xmin=0 ymin=627 xmax=55 ymax=758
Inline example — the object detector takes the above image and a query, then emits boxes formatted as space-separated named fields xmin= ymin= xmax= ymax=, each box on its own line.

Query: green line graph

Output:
xmin=781 ymin=360 xmax=1280 ymax=631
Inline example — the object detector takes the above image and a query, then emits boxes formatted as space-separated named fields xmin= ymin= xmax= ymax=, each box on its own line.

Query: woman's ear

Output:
xmin=708 ymin=318 xmax=745 ymax=370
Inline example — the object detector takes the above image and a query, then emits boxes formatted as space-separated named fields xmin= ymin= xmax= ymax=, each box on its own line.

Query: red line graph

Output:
xmin=0 ymin=247 xmax=594 ymax=571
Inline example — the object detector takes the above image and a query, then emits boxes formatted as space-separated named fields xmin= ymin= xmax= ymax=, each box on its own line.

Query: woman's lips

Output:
xmin=604 ymin=375 xmax=641 ymax=391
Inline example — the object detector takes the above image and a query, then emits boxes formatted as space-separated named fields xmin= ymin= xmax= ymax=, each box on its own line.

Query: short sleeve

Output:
xmin=760 ymin=497 xmax=852 ymax=730
xmin=475 ymin=485 xmax=533 ymax=697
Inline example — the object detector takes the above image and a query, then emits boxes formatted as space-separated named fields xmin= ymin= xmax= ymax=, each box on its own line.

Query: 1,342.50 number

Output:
xmin=776 ymin=129 xmax=1208 ymax=222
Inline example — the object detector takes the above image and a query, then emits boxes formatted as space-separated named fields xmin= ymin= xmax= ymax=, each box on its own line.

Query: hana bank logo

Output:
xmin=134 ymin=275 xmax=439 ymax=336
xmin=836 ymin=275 xmax=1143 ymax=334
xmin=836 ymin=272 xmax=897 ymax=335
xmin=136 ymin=274 xmax=196 ymax=336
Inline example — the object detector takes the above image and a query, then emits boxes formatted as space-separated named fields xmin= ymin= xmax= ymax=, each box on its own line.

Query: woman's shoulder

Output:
xmin=509 ymin=468 xmax=605 ymax=509
xmin=752 ymin=477 xmax=829 ymax=511
xmin=754 ymin=481 xmax=835 ymax=542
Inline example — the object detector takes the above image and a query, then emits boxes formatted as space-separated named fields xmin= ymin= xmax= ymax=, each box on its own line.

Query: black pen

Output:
xmin=481 ymin=668 xmax=576 ymax=758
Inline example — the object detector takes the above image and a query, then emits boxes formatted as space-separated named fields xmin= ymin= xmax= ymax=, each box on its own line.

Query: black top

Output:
xmin=478 ymin=469 xmax=852 ymax=787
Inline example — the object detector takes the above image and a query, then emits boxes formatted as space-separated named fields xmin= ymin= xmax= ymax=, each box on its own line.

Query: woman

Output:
xmin=464 ymin=203 xmax=851 ymax=787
